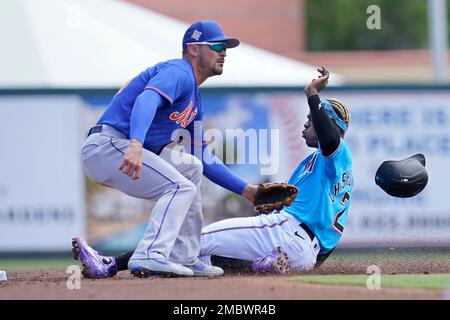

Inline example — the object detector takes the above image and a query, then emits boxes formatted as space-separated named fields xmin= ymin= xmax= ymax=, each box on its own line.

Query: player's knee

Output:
xmin=190 ymin=157 xmax=203 ymax=181
xmin=178 ymin=179 xmax=197 ymax=196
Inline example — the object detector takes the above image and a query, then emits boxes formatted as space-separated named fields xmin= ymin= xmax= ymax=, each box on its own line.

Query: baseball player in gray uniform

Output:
xmin=77 ymin=20 xmax=266 ymax=278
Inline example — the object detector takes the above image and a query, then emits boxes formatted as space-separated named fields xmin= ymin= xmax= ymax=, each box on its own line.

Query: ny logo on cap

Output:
xmin=191 ymin=30 xmax=202 ymax=40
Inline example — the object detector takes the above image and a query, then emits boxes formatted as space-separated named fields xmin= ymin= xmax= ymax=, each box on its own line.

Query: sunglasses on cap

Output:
xmin=188 ymin=42 xmax=227 ymax=52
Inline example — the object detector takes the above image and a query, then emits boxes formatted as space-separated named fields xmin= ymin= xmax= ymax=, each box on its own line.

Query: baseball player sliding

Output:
xmin=200 ymin=67 xmax=353 ymax=272
xmin=77 ymin=20 xmax=296 ymax=278
xmin=74 ymin=65 xmax=353 ymax=277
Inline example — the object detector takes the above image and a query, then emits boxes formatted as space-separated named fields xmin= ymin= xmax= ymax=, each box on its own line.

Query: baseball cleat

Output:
xmin=184 ymin=260 xmax=224 ymax=277
xmin=128 ymin=258 xmax=194 ymax=278
xmin=252 ymin=247 xmax=290 ymax=274
xmin=71 ymin=237 xmax=117 ymax=279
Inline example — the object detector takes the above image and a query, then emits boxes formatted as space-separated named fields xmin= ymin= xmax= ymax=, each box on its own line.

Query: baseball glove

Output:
xmin=253 ymin=182 xmax=299 ymax=214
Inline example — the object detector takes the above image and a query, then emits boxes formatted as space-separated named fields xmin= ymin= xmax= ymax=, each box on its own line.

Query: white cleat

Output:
xmin=128 ymin=258 xmax=194 ymax=278
xmin=185 ymin=260 xmax=224 ymax=277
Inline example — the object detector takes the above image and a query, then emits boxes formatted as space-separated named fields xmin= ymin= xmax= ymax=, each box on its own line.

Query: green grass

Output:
xmin=327 ymin=248 xmax=450 ymax=263
xmin=293 ymin=274 xmax=450 ymax=290
xmin=0 ymin=258 xmax=74 ymax=269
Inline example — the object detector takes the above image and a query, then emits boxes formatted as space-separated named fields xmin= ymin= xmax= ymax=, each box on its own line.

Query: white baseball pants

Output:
xmin=199 ymin=211 xmax=321 ymax=270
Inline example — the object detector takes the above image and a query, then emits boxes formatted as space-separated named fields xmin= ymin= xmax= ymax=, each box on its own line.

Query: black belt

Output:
xmin=87 ymin=125 xmax=169 ymax=156
xmin=154 ymin=142 xmax=171 ymax=156
xmin=87 ymin=125 xmax=103 ymax=136
xmin=300 ymin=223 xmax=315 ymax=241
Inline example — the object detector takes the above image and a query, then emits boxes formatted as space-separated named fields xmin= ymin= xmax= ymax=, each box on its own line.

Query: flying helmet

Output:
xmin=375 ymin=154 xmax=428 ymax=198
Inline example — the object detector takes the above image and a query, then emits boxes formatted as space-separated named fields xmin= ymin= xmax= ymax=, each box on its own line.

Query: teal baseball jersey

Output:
xmin=284 ymin=139 xmax=353 ymax=253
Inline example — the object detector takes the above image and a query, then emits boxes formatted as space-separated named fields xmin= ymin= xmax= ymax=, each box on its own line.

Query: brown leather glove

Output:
xmin=253 ymin=182 xmax=298 ymax=214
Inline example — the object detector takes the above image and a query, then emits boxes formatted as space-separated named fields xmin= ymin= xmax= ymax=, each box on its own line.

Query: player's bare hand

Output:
xmin=305 ymin=66 xmax=330 ymax=97
xmin=242 ymin=184 xmax=259 ymax=203
xmin=119 ymin=139 xmax=143 ymax=180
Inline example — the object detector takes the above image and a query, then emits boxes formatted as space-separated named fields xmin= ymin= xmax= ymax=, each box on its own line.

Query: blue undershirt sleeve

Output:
xmin=202 ymin=145 xmax=248 ymax=195
xmin=129 ymin=90 xmax=164 ymax=143
xmin=187 ymin=120 xmax=248 ymax=195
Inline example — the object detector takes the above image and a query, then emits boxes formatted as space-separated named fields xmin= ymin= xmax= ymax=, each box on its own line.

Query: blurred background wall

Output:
xmin=1 ymin=0 xmax=449 ymax=254
xmin=129 ymin=0 xmax=450 ymax=84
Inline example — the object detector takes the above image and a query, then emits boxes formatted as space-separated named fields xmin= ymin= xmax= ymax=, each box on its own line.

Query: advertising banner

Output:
xmin=0 ymin=95 xmax=85 ymax=251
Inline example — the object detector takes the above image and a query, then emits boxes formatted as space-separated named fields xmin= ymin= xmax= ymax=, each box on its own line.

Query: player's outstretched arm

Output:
xmin=305 ymin=66 xmax=330 ymax=97
xmin=242 ymin=184 xmax=258 ymax=203
xmin=304 ymin=66 xmax=340 ymax=156
xmin=120 ymin=90 xmax=164 ymax=180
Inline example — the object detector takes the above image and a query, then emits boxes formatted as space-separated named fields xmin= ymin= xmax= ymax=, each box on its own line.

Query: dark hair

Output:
xmin=326 ymin=98 xmax=350 ymax=128
xmin=326 ymin=98 xmax=350 ymax=136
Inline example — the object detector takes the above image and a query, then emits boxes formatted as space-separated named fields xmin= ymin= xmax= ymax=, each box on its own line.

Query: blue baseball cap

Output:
xmin=182 ymin=20 xmax=240 ymax=49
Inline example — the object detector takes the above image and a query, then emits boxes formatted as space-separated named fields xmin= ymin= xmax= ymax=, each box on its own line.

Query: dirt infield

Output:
xmin=0 ymin=267 xmax=445 ymax=300
xmin=1 ymin=249 xmax=449 ymax=300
